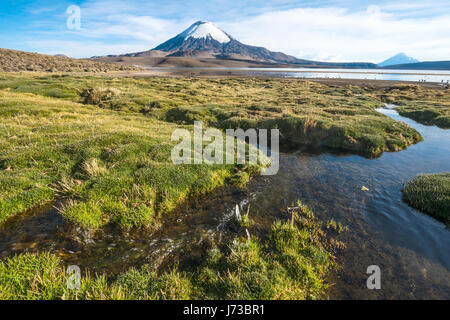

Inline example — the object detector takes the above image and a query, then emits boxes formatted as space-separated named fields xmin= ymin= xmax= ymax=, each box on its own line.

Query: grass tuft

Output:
xmin=402 ymin=173 xmax=450 ymax=226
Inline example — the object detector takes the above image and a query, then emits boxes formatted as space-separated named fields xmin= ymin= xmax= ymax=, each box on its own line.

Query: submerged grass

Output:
xmin=0 ymin=202 xmax=337 ymax=300
xmin=402 ymin=173 xmax=450 ymax=226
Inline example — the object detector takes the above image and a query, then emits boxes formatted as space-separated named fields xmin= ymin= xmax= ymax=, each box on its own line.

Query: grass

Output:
xmin=0 ymin=202 xmax=338 ymax=300
xmin=0 ymin=252 xmax=124 ymax=300
xmin=0 ymin=89 xmax=262 ymax=230
xmin=402 ymin=173 xmax=450 ymax=226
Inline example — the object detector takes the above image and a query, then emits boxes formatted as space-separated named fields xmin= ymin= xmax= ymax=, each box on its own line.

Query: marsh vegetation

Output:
xmin=382 ymin=84 xmax=450 ymax=129
xmin=0 ymin=72 xmax=448 ymax=299
xmin=1 ymin=73 xmax=441 ymax=230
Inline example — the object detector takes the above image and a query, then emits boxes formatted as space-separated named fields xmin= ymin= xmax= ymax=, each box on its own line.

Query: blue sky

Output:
xmin=2 ymin=0 xmax=450 ymax=62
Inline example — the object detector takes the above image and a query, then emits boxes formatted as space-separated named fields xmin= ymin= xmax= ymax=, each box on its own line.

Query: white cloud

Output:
xmin=366 ymin=4 xmax=382 ymax=16
xmin=219 ymin=6 xmax=450 ymax=62
xmin=79 ymin=15 xmax=182 ymax=42
xmin=25 ymin=40 xmax=152 ymax=58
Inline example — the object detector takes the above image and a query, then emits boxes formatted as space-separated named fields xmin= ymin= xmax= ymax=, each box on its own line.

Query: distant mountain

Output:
xmin=93 ymin=21 xmax=377 ymax=69
xmin=378 ymin=53 xmax=419 ymax=67
xmin=382 ymin=60 xmax=450 ymax=70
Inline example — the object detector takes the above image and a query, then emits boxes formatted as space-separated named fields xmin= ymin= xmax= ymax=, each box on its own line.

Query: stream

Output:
xmin=0 ymin=105 xmax=449 ymax=299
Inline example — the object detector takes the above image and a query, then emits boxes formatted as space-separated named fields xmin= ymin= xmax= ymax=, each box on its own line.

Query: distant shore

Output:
xmin=145 ymin=66 xmax=450 ymax=76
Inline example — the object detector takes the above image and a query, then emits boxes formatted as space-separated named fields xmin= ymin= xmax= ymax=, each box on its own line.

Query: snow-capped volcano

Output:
xmin=180 ymin=21 xmax=231 ymax=44
xmin=153 ymin=21 xmax=233 ymax=53
xmin=94 ymin=20 xmax=378 ymax=69
xmin=153 ymin=20 xmax=304 ymax=62
xmin=378 ymin=53 xmax=419 ymax=67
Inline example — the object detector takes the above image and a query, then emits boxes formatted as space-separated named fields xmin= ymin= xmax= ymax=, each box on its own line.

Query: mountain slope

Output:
xmin=0 ymin=48 xmax=139 ymax=72
xmin=378 ymin=53 xmax=419 ymax=67
xmin=382 ymin=60 xmax=450 ymax=70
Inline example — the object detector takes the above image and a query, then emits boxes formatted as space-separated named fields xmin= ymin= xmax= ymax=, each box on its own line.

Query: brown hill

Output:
xmin=0 ymin=48 xmax=140 ymax=72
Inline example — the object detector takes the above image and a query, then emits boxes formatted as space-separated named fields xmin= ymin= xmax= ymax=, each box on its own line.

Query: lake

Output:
xmin=148 ymin=67 xmax=450 ymax=83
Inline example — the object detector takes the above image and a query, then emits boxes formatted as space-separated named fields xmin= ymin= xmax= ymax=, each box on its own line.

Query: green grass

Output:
xmin=0 ymin=202 xmax=337 ymax=300
xmin=396 ymin=107 xmax=450 ymax=129
xmin=402 ymin=173 xmax=450 ymax=226
xmin=0 ymin=89 xmax=262 ymax=229
xmin=0 ymin=252 xmax=124 ymax=300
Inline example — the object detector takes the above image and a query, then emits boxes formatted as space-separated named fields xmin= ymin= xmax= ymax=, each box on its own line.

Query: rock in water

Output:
xmin=235 ymin=204 xmax=242 ymax=222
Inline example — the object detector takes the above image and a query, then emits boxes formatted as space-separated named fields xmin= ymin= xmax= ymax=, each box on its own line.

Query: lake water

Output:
xmin=150 ymin=67 xmax=450 ymax=83
xmin=245 ymin=106 xmax=450 ymax=299
xmin=0 ymin=106 xmax=449 ymax=299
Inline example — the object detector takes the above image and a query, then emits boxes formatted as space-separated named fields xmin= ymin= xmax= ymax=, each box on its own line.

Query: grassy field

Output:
xmin=0 ymin=88 xmax=260 ymax=230
xmin=1 ymin=71 xmax=442 ymax=300
xmin=0 ymin=203 xmax=340 ymax=300
xmin=402 ymin=173 xmax=450 ymax=226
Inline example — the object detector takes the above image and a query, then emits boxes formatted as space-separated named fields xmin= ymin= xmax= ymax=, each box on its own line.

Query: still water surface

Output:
xmin=149 ymin=67 xmax=450 ymax=83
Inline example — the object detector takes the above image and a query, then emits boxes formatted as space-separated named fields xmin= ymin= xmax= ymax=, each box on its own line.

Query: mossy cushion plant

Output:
xmin=402 ymin=173 xmax=450 ymax=226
